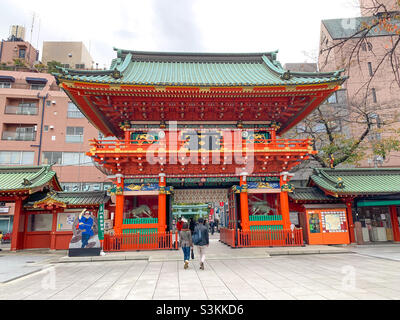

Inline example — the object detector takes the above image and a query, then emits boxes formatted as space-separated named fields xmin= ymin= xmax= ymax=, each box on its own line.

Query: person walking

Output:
xmin=179 ymin=222 xmax=193 ymax=269
xmin=176 ymin=216 xmax=183 ymax=242
xmin=193 ymin=218 xmax=209 ymax=270
xmin=210 ymin=220 xmax=215 ymax=235
xmin=189 ymin=218 xmax=195 ymax=235
xmin=204 ymin=218 xmax=210 ymax=233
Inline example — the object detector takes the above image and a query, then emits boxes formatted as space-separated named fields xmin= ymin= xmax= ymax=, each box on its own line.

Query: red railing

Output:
xmin=237 ymin=229 xmax=304 ymax=247
xmin=89 ymin=138 xmax=313 ymax=153
xmin=103 ymin=231 xmax=179 ymax=251
xmin=220 ymin=228 xmax=304 ymax=248
xmin=220 ymin=228 xmax=236 ymax=247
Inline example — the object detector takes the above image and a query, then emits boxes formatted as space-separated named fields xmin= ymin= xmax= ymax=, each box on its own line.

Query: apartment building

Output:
xmin=0 ymin=70 xmax=111 ymax=194
xmin=0 ymin=26 xmax=39 ymax=68
xmin=318 ymin=0 xmax=400 ymax=167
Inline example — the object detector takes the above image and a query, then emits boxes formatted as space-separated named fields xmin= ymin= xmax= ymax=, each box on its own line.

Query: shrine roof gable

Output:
xmin=0 ymin=165 xmax=62 ymax=193
xmin=54 ymin=49 xmax=346 ymax=87
xmin=309 ymin=168 xmax=400 ymax=196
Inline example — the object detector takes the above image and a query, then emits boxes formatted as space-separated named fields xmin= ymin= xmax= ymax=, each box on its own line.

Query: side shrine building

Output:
xmin=54 ymin=49 xmax=347 ymax=249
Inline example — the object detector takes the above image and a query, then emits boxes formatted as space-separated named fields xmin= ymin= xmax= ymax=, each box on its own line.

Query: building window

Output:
xmin=67 ymin=102 xmax=84 ymax=118
xmin=31 ymin=84 xmax=45 ymax=91
xmin=19 ymin=48 xmax=26 ymax=59
xmin=61 ymin=182 xmax=112 ymax=192
xmin=46 ymin=100 xmax=51 ymax=106
xmin=44 ymin=125 xmax=49 ymax=132
xmin=61 ymin=64 xmax=70 ymax=69
xmin=0 ymin=82 xmax=11 ymax=88
xmin=0 ymin=151 xmax=35 ymax=165
xmin=371 ymin=88 xmax=377 ymax=103
xmin=327 ymin=92 xmax=337 ymax=104
xmin=42 ymin=151 xmax=62 ymax=165
xmin=66 ymin=126 xmax=84 ymax=143
xmin=368 ymin=62 xmax=373 ymax=76
xmin=75 ymin=64 xmax=85 ymax=69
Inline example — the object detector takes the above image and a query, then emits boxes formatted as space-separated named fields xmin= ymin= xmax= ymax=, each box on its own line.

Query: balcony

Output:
xmin=87 ymin=131 xmax=316 ymax=177
xmin=5 ymin=105 xmax=38 ymax=115
xmin=2 ymin=131 xmax=36 ymax=141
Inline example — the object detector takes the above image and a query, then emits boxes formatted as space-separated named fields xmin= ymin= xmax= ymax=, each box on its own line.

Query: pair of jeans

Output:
xmin=182 ymin=246 xmax=191 ymax=261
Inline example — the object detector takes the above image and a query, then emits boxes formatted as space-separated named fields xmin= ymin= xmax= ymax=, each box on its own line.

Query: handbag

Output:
xmin=191 ymin=248 xmax=194 ymax=259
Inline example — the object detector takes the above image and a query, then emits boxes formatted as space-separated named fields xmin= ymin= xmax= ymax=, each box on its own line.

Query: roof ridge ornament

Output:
xmin=112 ymin=69 xmax=122 ymax=79
xmin=280 ymin=70 xmax=292 ymax=81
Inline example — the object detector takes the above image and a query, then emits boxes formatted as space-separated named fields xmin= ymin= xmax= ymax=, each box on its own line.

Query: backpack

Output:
xmin=192 ymin=226 xmax=202 ymax=245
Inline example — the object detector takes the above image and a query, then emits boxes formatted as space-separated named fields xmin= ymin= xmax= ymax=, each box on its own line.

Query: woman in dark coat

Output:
xmin=189 ymin=218 xmax=196 ymax=235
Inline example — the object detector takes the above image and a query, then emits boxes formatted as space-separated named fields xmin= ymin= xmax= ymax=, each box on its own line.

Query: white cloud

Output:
xmin=0 ymin=0 xmax=360 ymax=68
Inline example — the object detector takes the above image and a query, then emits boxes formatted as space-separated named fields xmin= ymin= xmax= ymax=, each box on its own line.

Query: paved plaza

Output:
xmin=0 ymin=237 xmax=400 ymax=300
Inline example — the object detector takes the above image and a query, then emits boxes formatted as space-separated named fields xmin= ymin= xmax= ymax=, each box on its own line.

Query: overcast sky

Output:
xmin=0 ymin=0 xmax=361 ymax=69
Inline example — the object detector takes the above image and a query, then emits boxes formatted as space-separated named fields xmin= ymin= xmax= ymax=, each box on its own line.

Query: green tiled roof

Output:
xmin=0 ymin=166 xmax=61 ymax=192
xmin=25 ymin=190 xmax=111 ymax=207
xmin=55 ymin=49 xmax=346 ymax=86
xmin=310 ymin=168 xmax=400 ymax=196
xmin=289 ymin=187 xmax=337 ymax=202
xmin=323 ymin=16 xmax=400 ymax=40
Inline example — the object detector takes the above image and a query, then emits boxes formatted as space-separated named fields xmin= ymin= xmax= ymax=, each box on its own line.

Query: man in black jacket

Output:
xmin=193 ymin=218 xmax=209 ymax=270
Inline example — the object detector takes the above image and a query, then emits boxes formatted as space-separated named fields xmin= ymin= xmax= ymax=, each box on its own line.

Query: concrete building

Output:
xmin=41 ymin=41 xmax=93 ymax=70
xmin=318 ymin=0 xmax=400 ymax=167
xmin=0 ymin=26 xmax=39 ymax=68
xmin=0 ymin=69 xmax=111 ymax=198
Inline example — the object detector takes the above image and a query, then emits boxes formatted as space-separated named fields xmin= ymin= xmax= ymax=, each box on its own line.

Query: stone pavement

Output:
xmin=56 ymin=234 xmax=351 ymax=263
xmin=1 ymin=251 xmax=400 ymax=300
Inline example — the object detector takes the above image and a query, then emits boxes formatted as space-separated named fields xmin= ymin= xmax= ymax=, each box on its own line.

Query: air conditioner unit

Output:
xmin=51 ymin=101 xmax=56 ymax=104
xmin=49 ymin=125 xmax=54 ymax=130
xmin=34 ymin=125 xmax=37 ymax=131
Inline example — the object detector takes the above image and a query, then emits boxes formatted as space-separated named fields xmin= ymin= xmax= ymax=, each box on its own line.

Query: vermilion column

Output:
xmin=11 ymin=198 xmax=22 ymax=251
xmin=158 ymin=173 xmax=167 ymax=233
xmin=389 ymin=205 xmax=400 ymax=242
xmin=279 ymin=173 xmax=292 ymax=229
xmin=270 ymin=129 xmax=276 ymax=140
xmin=240 ymin=173 xmax=250 ymax=231
xmin=124 ymin=130 xmax=130 ymax=143
xmin=114 ymin=174 xmax=124 ymax=235
xmin=50 ymin=209 xmax=58 ymax=250
xmin=345 ymin=200 xmax=356 ymax=243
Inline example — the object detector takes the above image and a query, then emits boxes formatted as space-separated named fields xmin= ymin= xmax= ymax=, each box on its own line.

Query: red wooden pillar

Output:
xmin=114 ymin=174 xmax=124 ymax=235
xmin=279 ymin=173 xmax=292 ymax=229
xmin=11 ymin=198 xmax=22 ymax=252
xmin=124 ymin=130 xmax=130 ymax=143
xmin=345 ymin=200 xmax=356 ymax=243
xmin=50 ymin=209 xmax=58 ymax=250
xmin=270 ymin=128 xmax=277 ymax=140
xmin=239 ymin=173 xmax=250 ymax=231
xmin=158 ymin=173 xmax=167 ymax=233
xmin=389 ymin=205 xmax=400 ymax=242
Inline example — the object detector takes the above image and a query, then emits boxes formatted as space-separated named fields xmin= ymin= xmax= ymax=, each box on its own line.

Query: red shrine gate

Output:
xmin=55 ymin=49 xmax=346 ymax=250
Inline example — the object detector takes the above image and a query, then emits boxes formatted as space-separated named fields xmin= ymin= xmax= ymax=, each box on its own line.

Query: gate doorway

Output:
xmin=171 ymin=188 xmax=229 ymax=236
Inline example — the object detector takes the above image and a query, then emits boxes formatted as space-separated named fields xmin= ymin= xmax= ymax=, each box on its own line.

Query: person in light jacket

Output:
xmin=193 ymin=218 xmax=209 ymax=270
xmin=179 ymin=222 xmax=193 ymax=269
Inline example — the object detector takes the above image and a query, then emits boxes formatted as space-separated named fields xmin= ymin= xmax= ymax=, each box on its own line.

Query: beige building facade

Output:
xmin=41 ymin=41 xmax=93 ymax=70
